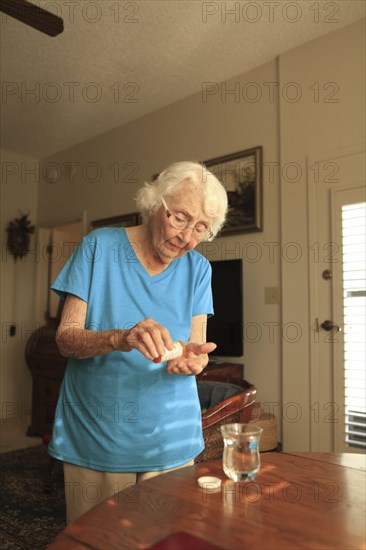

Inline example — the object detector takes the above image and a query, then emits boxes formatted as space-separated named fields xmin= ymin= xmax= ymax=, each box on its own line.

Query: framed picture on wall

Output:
xmin=90 ymin=212 xmax=141 ymax=230
xmin=204 ymin=146 xmax=263 ymax=234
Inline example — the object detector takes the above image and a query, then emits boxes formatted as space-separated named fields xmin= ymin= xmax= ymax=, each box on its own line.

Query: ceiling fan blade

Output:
xmin=0 ymin=0 xmax=64 ymax=37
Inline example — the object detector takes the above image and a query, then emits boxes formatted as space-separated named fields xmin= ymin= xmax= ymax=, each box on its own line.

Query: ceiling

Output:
xmin=1 ymin=0 xmax=364 ymax=160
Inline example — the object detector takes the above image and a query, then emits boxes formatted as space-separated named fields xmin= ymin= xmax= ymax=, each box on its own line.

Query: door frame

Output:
xmin=307 ymin=144 xmax=365 ymax=451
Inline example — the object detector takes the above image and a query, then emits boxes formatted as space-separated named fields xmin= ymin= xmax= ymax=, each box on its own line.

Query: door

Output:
xmin=33 ymin=219 xmax=84 ymax=323
xmin=49 ymin=221 xmax=84 ymax=317
xmin=308 ymin=146 xmax=365 ymax=452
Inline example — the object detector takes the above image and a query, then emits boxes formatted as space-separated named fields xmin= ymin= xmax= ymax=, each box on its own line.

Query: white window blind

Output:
xmin=342 ymin=202 xmax=366 ymax=448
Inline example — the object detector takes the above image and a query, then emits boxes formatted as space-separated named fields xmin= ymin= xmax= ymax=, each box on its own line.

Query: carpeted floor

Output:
xmin=0 ymin=445 xmax=66 ymax=549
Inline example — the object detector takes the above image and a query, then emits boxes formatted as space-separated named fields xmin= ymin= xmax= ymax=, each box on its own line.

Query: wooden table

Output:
xmin=49 ymin=452 xmax=366 ymax=550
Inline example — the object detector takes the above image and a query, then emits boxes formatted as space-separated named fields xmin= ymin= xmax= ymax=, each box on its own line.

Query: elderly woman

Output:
xmin=49 ymin=161 xmax=228 ymax=523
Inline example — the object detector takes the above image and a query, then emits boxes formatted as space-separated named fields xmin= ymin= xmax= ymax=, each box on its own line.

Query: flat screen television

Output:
xmin=207 ymin=259 xmax=243 ymax=357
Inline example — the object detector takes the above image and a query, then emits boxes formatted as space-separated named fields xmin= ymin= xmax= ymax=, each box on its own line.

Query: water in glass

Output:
xmin=220 ymin=423 xmax=263 ymax=482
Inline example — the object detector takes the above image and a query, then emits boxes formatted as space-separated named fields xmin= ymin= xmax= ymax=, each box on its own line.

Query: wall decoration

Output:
xmin=204 ymin=147 xmax=263 ymax=234
xmin=90 ymin=213 xmax=141 ymax=230
xmin=6 ymin=212 xmax=35 ymax=261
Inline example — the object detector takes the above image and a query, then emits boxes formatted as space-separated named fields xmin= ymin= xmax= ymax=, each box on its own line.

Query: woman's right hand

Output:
xmin=56 ymin=295 xmax=175 ymax=361
xmin=124 ymin=318 xmax=174 ymax=361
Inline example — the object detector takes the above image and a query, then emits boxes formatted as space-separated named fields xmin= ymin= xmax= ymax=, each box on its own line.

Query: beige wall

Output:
xmin=1 ymin=149 xmax=39 ymax=423
xmin=280 ymin=18 xmax=365 ymax=450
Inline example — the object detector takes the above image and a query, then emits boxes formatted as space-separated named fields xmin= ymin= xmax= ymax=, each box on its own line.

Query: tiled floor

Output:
xmin=0 ymin=415 xmax=42 ymax=454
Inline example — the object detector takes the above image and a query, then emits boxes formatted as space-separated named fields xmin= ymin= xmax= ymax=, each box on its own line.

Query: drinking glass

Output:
xmin=220 ymin=423 xmax=263 ymax=482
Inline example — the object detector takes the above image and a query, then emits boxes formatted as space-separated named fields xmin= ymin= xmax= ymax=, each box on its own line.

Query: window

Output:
xmin=342 ymin=202 xmax=366 ymax=448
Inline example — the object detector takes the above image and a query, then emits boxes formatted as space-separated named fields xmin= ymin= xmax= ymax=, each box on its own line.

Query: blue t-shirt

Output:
xmin=48 ymin=227 xmax=213 ymax=472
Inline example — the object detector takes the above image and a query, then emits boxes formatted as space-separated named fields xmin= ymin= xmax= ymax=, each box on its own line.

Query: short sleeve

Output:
xmin=192 ymin=257 xmax=213 ymax=317
xmin=51 ymin=231 xmax=101 ymax=303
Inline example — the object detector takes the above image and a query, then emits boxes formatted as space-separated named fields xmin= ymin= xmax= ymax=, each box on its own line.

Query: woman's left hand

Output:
xmin=166 ymin=342 xmax=217 ymax=375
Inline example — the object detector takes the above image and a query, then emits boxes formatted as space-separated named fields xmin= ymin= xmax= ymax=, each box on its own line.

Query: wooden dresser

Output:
xmin=25 ymin=318 xmax=67 ymax=436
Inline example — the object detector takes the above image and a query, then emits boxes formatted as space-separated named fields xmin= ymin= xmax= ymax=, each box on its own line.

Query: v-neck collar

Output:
xmin=122 ymin=227 xmax=178 ymax=282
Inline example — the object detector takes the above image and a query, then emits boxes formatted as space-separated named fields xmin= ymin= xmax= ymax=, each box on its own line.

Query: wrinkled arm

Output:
xmin=55 ymin=294 xmax=133 ymax=359
xmin=56 ymin=294 xmax=174 ymax=361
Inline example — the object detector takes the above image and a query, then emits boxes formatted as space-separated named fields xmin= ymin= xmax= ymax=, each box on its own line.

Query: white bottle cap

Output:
xmin=197 ymin=476 xmax=222 ymax=489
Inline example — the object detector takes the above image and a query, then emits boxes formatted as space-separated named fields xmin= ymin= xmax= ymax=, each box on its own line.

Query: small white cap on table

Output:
xmin=197 ymin=476 xmax=222 ymax=489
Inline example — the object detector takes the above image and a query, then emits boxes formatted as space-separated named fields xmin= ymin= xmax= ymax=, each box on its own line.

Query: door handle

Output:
xmin=320 ymin=320 xmax=341 ymax=332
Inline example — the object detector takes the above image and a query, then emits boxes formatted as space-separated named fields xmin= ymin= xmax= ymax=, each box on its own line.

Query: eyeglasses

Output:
xmin=161 ymin=197 xmax=213 ymax=240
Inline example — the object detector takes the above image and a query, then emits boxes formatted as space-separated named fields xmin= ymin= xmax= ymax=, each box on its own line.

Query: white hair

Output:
xmin=135 ymin=161 xmax=228 ymax=240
